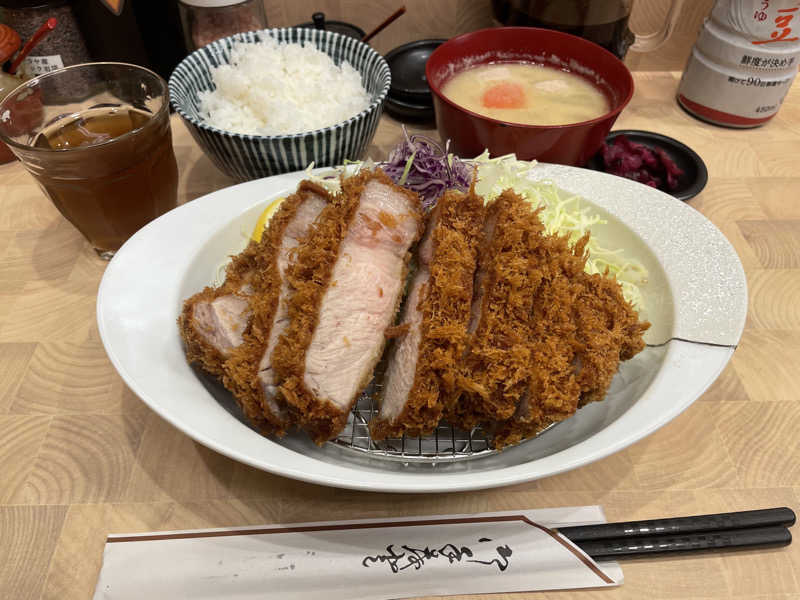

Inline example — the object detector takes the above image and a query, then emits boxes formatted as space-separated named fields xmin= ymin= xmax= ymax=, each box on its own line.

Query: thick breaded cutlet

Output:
xmin=490 ymin=232 xmax=588 ymax=448
xmin=178 ymin=234 xmax=261 ymax=379
xmin=491 ymin=230 xmax=650 ymax=449
xmin=450 ymin=190 xmax=548 ymax=429
xmin=572 ymin=270 xmax=649 ymax=407
xmin=370 ymin=188 xmax=485 ymax=440
xmin=222 ymin=181 xmax=332 ymax=435
xmin=272 ymin=169 xmax=423 ymax=444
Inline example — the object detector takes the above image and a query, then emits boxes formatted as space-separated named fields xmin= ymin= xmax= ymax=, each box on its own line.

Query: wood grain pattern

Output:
xmin=751 ymin=178 xmax=800 ymax=220
xmin=716 ymin=401 xmax=800 ymax=487
xmin=747 ymin=270 xmax=800 ymax=329
xmin=738 ymin=221 xmax=800 ymax=268
xmin=0 ymin=342 xmax=36 ymax=412
xmin=124 ymin=411 xmax=239 ymax=503
xmin=0 ymin=505 xmax=68 ymax=600
xmin=529 ymin=450 xmax=641 ymax=492
xmin=0 ymin=71 xmax=799 ymax=599
xmin=12 ymin=414 xmax=147 ymax=505
xmin=11 ymin=340 xmax=122 ymax=414
xmin=732 ymin=330 xmax=800 ymax=403
xmin=0 ymin=416 xmax=50 ymax=503
xmin=697 ymin=363 xmax=751 ymax=403
xmin=626 ymin=404 xmax=742 ymax=490
xmin=0 ymin=280 xmax=97 ymax=343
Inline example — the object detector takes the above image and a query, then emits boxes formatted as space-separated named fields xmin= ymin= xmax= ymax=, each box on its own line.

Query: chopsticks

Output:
xmin=361 ymin=6 xmax=406 ymax=44
xmin=557 ymin=507 xmax=795 ymax=560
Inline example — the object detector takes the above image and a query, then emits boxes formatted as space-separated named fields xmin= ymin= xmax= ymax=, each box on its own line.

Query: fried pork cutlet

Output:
xmin=490 ymin=231 xmax=650 ymax=450
xmin=449 ymin=190 xmax=549 ymax=430
xmin=370 ymin=189 xmax=485 ymax=440
xmin=490 ymin=231 xmax=588 ymax=449
xmin=272 ymin=169 xmax=423 ymax=444
xmin=573 ymin=270 xmax=649 ymax=406
xmin=179 ymin=241 xmax=259 ymax=379
xmin=222 ymin=182 xmax=331 ymax=434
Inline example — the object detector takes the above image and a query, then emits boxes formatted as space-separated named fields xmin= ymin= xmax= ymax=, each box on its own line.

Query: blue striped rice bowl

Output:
xmin=169 ymin=28 xmax=391 ymax=181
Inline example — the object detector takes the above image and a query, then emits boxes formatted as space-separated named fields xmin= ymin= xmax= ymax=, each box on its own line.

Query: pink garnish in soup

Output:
xmin=482 ymin=81 xmax=526 ymax=109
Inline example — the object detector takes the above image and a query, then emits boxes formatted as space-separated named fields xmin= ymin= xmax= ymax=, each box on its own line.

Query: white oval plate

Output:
xmin=97 ymin=164 xmax=746 ymax=493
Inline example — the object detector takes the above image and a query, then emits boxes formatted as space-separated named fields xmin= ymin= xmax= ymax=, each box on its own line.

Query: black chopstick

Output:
xmin=557 ymin=507 xmax=796 ymax=542
xmin=556 ymin=507 xmax=795 ymax=560
xmin=573 ymin=525 xmax=791 ymax=560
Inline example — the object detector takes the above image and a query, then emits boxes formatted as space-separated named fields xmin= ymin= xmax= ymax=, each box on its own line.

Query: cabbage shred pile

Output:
xmin=471 ymin=151 xmax=648 ymax=310
xmin=381 ymin=130 xmax=472 ymax=211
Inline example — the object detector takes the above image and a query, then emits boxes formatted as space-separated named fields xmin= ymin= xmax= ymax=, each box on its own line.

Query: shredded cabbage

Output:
xmin=381 ymin=129 xmax=472 ymax=210
xmin=472 ymin=151 xmax=648 ymax=310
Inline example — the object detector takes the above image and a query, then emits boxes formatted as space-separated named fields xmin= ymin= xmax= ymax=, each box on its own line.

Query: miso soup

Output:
xmin=441 ymin=62 xmax=610 ymax=126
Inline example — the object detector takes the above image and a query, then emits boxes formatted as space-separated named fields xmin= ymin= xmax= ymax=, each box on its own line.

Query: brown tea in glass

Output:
xmin=0 ymin=62 xmax=178 ymax=259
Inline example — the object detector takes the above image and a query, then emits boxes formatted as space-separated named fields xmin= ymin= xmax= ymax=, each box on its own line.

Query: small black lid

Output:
xmin=384 ymin=39 xmax=444 ymax=103
xmin=586 ymin=130 xmax=708 ymax=202
xmin=295 ymin=12 xmax=365 ymax=40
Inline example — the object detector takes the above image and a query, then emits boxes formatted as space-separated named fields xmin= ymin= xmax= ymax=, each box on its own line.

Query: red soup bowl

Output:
xmin=426 ymin=27 xmax=634 ymax=166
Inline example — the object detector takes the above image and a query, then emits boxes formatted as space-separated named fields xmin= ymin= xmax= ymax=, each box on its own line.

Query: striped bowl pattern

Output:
xmin=169 ymin=28 xmax=391 ymax=181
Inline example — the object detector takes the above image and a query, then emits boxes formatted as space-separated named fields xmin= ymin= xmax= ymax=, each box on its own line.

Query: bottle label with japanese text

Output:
xmin=712 ymin=0 xmax=800 ymax=44
xmin=19 ymin=55 xmax=65 ymax=77
xmin=678 ymin=0 xmax=800 ymax=126
xmin=699 ymin=17 xmax=800 ymax=71
xmin=678 ymin=46 xmax=797 ymax=126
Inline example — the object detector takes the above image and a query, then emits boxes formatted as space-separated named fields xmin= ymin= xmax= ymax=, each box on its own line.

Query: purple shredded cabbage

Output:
xmin=380 ymin=128 xmax=473 ymax=210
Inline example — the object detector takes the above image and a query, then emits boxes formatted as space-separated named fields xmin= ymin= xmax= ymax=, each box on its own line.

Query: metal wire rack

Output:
xmin=330 ymin=379 xmax=496 ymax=463
xmin=330 ymin=377 xmax=554 ymax=464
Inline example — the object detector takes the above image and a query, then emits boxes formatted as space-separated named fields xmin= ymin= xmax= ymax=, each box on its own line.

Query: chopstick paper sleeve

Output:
xmin=93 ymin=507 xmax=622 ymax=600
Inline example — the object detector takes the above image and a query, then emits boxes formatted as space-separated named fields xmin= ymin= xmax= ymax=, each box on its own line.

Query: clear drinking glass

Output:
xmin=0 ymin=62 xmax=179 ymax=259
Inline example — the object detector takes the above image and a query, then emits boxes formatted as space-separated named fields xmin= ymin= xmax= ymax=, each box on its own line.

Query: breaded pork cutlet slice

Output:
xmin=179 ymin=239 xmax=259 ymax=379
xmin=272 ymin=169 xmax=423 ymax=444
xmin=223 ymin=181 xmax=332 ymax=434
xmin=370 ymin=189 xmax=485 ymax=440
xmin=490 ymin=232 xmax=588 ymax=449
xmin=572 ymin=270 xmax=650 ymax=407
xmin=449 ymin=190 xmax=549 ymax=430
xmin=491 ymin=233 xmax=650 ymax=449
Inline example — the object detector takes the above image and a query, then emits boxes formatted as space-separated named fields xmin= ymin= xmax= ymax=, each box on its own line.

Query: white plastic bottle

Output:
xmin=677 ymin=0 xmax=800 ymax=127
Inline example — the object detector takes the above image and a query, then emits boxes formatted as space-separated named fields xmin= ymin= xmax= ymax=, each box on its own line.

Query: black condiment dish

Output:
xmin=586 ymin=130 xmax=708 ymax=202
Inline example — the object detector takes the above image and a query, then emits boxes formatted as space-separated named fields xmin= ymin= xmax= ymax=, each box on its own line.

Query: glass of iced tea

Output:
xmin=0 ymin=62 xmax=179 ymax=259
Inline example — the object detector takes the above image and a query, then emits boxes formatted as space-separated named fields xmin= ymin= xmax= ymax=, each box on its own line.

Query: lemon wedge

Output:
xmin=250 ymin=197 xmax=285 ymax=242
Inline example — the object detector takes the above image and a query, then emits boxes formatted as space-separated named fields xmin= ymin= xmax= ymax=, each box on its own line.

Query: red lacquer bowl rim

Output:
xmin=425 ymin=27 xmax=635 ymax=131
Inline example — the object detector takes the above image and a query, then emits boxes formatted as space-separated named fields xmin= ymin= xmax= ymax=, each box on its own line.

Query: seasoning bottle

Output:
xmin=178 ymin=0 xmax=268 ymax=52
xmin=0 ymin=0 xmax=91 ymax=78
xmin=677 ymin=0 xmax=800 ymax=127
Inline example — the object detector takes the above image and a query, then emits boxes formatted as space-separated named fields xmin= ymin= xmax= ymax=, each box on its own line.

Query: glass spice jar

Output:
xmin=178 ymin=0 xmax=268 ymax=52
xmin=0 ymin=0 xmax=91 ymax=78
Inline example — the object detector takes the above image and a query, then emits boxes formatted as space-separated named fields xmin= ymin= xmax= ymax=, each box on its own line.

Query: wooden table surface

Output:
xmin=1 ymin=71 xmax=799 ymax=599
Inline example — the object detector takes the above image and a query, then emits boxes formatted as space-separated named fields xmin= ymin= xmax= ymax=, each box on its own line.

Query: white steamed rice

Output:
xmin=199 ymin=37 xmax=371 ymax=136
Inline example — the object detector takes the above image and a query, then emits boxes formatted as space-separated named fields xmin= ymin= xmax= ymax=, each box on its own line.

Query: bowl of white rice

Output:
xmin=169 ymin=28 xmax=390 ymax=180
